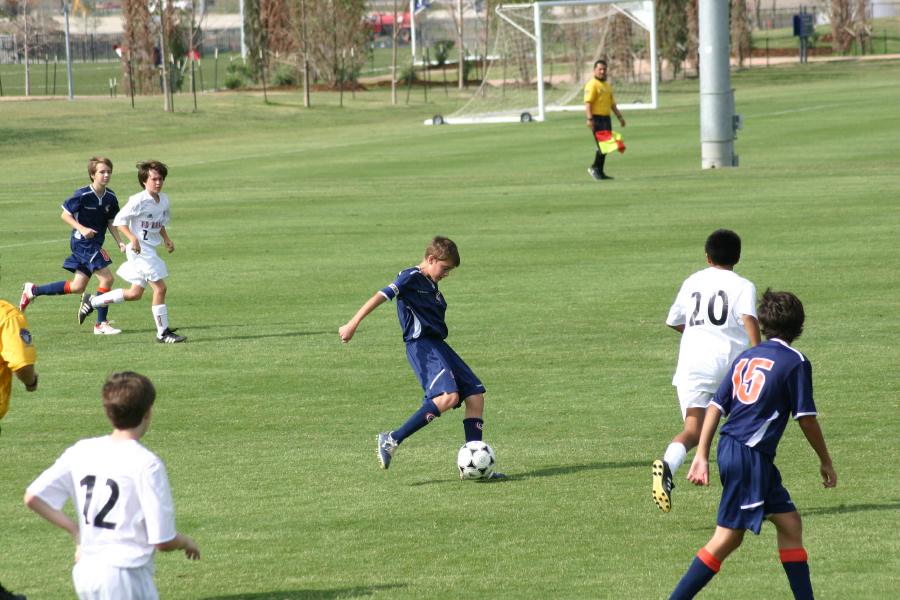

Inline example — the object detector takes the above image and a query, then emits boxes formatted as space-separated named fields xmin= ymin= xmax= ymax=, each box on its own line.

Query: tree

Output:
xmin=121 ymin=0 xmax=156 ymax=95
xmin=830 ymin=0 xmax=871 ymax=54
xmin=244 ymin=0 xmax=266 ymax=80
xmin=731 ymin=0 xmax=751 ymax=67
xmin=656 ymin=0 xmax=688 ymax=79
xmin=297 ymin=0 xmax=368 ymax=87
xmin=686 ymin=0 xmax=699 ymax=76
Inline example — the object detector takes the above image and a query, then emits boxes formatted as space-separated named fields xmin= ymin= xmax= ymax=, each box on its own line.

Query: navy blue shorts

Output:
xmin=63 ymin=240 xmax=112 ymax=276
xmin=716 ymin=434 xmax=796 ymax=534
xmin=405 ymin=337 xmax=485 ymax=407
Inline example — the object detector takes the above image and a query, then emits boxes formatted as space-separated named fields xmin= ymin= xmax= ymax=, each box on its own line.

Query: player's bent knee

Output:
xmin=433 ymin=393 xmax=459 ymax=413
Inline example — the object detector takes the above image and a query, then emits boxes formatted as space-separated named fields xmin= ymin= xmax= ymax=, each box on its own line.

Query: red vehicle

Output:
xmin=367 ymin=12 xmax=412 ymax=42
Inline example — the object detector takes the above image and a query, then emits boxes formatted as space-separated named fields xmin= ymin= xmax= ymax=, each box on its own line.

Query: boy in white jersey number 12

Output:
xmin=78 ymin=161 xmax=186 ymax=343
xmin=25 ymin=372 xmax=200 ymax=599
xmin=653 ymin=229 xmax=761 ymax=512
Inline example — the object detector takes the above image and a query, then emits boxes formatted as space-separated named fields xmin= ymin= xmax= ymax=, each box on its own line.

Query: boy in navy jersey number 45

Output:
xmin=669 ymin=290 xmax=837 ymax=600
xmin=20 ymin=157 xmax=127 ymax=335
xmin=339 ymin=237 xmax=504 ymax=478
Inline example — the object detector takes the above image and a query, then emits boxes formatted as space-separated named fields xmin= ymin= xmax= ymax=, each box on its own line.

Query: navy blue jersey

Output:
xmin=61 ymin=186 xmax=120 ymax=248
xmin=380 ymin=267 xmax=448 ymax=342
xmin=712 ymin=339 xmax=817 ymax=458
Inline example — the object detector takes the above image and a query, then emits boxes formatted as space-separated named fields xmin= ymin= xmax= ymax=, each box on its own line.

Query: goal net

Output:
xmin=427 ymin=0 xmax=657 ymax=125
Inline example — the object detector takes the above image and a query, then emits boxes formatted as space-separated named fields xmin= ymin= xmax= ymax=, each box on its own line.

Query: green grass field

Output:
xmin=1 ymin=58 xmax=898 ymax=599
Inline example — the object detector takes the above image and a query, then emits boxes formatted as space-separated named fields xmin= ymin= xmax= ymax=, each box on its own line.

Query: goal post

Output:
xmin=426 ymin=0 xmax=658 ymax=125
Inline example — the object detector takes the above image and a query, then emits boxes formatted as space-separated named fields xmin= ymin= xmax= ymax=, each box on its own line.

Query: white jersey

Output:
xmin=113 ymin=191 xmax=171 ymax=255
xmin=27 ymin=436 xmax=177 ymax=568
xmin=666 ymin=267 xmax=757 ymax=392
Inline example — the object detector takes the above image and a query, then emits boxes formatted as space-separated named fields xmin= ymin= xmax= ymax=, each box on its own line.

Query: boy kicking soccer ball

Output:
xmin=339 ymin=236 xmax=504 ymax=478
xmin=78 ymin=160 xmax=185 ymax=343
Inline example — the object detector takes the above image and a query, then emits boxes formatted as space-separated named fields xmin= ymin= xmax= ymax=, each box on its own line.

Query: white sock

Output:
xmin=663 ymin=442 xmax=688 ymax=476
xmin=91 ymin=288 xmax=125 ymax=307
xmin=152 ymin=304 xmax=169 ymax=336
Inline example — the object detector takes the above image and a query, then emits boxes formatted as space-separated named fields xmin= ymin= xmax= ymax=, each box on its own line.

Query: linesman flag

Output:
xmin=595 ymin=130 xmax=625 ymax=155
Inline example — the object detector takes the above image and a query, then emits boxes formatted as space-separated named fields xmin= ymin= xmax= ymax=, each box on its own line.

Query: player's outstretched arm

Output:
xmin=797 ymin=416 xmax=837 ymax=488
xmin=687 ymin=405 xmax=723 ymax=486
xmin=24 ymin=493 xmax=79 ymax=543
xmin=339 ymin=293 xmax=387 ymax=343
xmin=156 ymin=532 xmax=201 ymax=560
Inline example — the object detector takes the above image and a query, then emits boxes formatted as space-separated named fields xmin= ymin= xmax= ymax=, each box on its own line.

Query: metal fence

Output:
xmin=0 ymin=28 xmax=244 ymax=66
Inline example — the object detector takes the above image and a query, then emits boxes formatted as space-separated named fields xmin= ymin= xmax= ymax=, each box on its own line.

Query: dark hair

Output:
xmin=137 ymin=160 xmax=168 ymax=186
xmin=593 ymin=59 xmax=607 ymax=68
xmin=88 ymin=156 xmax=113 ymax=179
xmin=102 ymin=372 xmax=156 ymax=429
xmin=425 ymin=236 xmax=461 ymax=267
xmin=758 ymin=289 xmax=805 ymax=343
xmin=705 ymin=229 xmax=742 ymax=267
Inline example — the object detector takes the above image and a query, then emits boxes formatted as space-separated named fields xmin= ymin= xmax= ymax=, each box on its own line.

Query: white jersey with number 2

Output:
xmin=666 ymin=267 xmax=757 ymax=392
xmin=113 ymin=191 xmax=171 ymax=254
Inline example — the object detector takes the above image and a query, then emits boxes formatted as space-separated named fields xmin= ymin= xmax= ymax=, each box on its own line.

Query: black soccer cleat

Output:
xmin=77 ymin=292 xmax=94 ymax=325
xmin=157 ymin=328 xmax=187 ymax=343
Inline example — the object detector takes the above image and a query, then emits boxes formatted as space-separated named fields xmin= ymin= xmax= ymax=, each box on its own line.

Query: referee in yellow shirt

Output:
xmin=584 ymin=59 xmax=625 ymax=180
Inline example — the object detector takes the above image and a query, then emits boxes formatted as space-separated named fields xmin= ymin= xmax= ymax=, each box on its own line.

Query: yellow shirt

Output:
xmin=0 ymin=300 xmax=37 ymax=419
xmin=584 ymin=78 xmax=616 ymax=116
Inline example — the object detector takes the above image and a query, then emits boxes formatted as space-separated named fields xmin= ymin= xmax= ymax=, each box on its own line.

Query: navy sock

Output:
xmin=780 ymin=549 xmax=813 ymax=600
xmin=34 ymin=281 xmax=68 ymax=296
xmin=670 ymin=550 xmax=720 ymax=600
xmin=96 ymin=288 xmax=110 ymax=323
xmin=463 ymin=418 xmax=484 ymax=442
xmin=392 ymin=398 xmax=440 ymax=444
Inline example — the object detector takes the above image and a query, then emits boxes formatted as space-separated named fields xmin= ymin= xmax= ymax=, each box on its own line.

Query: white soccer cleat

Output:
xmin=19 ymin=283 xmax=35 ymax=312
xmin=93 ymin=321 xmax=122 ymax=335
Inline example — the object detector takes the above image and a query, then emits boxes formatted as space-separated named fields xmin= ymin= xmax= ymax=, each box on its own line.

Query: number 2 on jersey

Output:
xmin=80 ymin=475 xmax=119 ymax=529
xmin=689 ymin=290 xmax=729 ymax=327
xmin=731 ymin=357 xmax=775 ymax=404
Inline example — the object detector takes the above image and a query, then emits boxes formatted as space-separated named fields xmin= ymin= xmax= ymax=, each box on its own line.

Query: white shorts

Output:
xmin=73 ymin=558 xmax=158 ymax=600
xmin=676 ymin=386 xmax=714 ymax=420
xmin=117 ymin=249 xmax=168 ymax=287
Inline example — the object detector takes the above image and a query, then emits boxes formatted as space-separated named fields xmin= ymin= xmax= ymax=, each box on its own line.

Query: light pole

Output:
xmin=63 ymin=0 xmax=75 ymax=99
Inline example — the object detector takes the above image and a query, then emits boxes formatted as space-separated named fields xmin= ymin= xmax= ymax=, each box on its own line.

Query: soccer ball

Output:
xmin=457 ymin=441 xmax=496 ymax=480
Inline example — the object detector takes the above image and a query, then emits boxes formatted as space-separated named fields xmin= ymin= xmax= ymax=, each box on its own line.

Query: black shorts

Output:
xmin=591 ymin=115 xmax=612 ymax=132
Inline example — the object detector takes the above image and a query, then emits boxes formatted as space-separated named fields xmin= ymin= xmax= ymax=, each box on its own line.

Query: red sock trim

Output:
xmin=64 ymin=281 xmax=72 ymax=294
xmin=97 ymin=287 xmax=110 ymax=294
xmin=780 ymin=548 xmax=808 ymax=563
xmin=697 ymin=548 xmax=721 ymax=573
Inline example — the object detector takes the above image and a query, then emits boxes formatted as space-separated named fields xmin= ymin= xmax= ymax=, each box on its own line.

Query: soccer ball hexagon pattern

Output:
xmin=457 ymin=441 xmax=496 ymax=480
